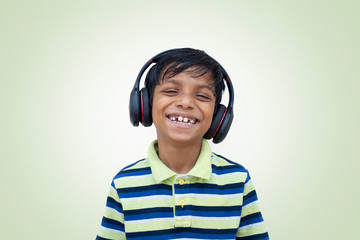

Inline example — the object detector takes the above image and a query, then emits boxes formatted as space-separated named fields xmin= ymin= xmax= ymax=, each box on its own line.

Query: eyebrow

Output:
xmin=198 ymin=85 xmax=216 ymax=95
xmin=162 ymin=79 xmax=215 ymax=95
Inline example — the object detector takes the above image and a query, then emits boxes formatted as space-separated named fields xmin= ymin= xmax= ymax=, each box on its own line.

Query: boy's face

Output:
xmin=152 ymin=67 xmax=216 ymax=145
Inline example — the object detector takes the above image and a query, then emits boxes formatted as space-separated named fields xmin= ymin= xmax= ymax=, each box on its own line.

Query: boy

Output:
xmin=96 ymin=48 xmax=269 ymax=239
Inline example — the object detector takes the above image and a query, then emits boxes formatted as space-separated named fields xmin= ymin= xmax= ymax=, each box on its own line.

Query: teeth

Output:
xmin=169 ymin=115 xmax=196 ymax=125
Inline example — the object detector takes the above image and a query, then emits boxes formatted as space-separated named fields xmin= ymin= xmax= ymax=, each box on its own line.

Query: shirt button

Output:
xmin=179 ymin=199 xmax=186 ymax=207
xmin=178 ymin=179 xmax=185 ymax=185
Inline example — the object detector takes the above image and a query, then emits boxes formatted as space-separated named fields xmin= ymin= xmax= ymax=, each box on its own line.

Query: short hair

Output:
xmin=145 ymin=48 xmax=225 ymax=108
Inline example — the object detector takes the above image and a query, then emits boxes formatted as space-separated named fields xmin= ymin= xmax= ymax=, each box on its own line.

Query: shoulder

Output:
xmin=111 ymin=158 xmax=152 ymax=185
xmin=211 ymin=152 xmax=248 ymax=171
xmin=210 ymin=153 xmax=251 ymax=183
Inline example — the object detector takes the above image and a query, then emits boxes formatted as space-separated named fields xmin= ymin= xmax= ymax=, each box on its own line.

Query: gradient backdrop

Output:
xmin=1 ymin=1 xmax=359 ymax=239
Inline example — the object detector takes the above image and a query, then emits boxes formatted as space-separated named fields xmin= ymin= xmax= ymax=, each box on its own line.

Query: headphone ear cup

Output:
xmin=212 ymin=108 xmax=233 ymax=144
xmin=204 ymin=104 xmax=227 ymax=140
xmin=140 ymin=88 xmax=152 ymax=126
xmin=129 ymin=88 xmax=141 ymax=126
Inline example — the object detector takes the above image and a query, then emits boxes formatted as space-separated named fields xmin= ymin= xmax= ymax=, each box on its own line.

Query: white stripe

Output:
xmin=114 ymin=173 xmax=153 ymax=182
xmin=175 ymin=193 xmax=243 ymax=198
xmin=120 ymin=194 xmax=173 ymax=202
xmin=105 ymin=206 xmax=123 ymax=218
xmin=176 ymin=174 xmax=192 ymax=178
xmin=242 ymin=199 xmax=258 ymax=209
xmin=125 ymin=217 xmax=173 ymax=224
xmin=110 ymin=185 xmax=117 ymax=192
xmin=101 ymin=226 xmax=125 ymax=235
xmin=244 ymin=179 xmax=252 ymax=188
xmin=239 ymin=221 xmax=265 ymax=230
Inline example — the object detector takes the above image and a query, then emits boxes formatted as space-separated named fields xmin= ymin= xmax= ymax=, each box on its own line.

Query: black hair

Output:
xmin=145 ymin=48 xmax=225 ymax=108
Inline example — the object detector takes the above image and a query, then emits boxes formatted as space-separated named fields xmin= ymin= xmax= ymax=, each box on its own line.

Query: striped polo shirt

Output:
xmin=96 ymin=139 xmax=269 ymax=240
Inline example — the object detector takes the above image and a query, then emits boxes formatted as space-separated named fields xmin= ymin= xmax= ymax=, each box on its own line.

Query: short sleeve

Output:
xmin=236 ymin=172 xmax=269 ymax=240
xmin=96 ymin=181 xmax=126 ymax=240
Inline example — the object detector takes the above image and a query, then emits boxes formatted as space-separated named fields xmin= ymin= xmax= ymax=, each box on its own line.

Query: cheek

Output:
xmin=151 ymin=97 xmax=169 ymax=122
xmin=204 ymin=106 xmax=216 ymax=125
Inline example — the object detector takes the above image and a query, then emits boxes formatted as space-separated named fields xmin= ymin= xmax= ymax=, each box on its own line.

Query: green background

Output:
xmin=1 ymin=0 xmax=359 ymax=239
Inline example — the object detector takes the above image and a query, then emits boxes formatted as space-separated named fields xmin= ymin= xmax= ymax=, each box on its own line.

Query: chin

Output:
xmin=167 ymin=133 xmax=204 ymax=145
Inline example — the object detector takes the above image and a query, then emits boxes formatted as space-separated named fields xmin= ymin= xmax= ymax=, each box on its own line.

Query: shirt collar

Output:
xmin=148 ymin=139 xmax=213 ymax=183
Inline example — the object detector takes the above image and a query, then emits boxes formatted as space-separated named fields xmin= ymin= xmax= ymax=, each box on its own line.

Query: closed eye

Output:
xmin=161 ymin=90 xmax=178 ymax=95
xmin=196 ymin=94 xmax=213 ymax=101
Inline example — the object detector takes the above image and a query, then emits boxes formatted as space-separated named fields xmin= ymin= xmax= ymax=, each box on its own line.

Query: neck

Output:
xmin=157 ymin=139 xmax=203 ymax=174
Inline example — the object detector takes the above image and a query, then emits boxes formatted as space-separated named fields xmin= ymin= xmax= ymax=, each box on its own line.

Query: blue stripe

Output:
xmin=118 ymin=184 xmax=171 ymax=193
xmin=101 ymin=217 xmax=124 ymax=232
xmin=212 ymin=164 xmax=248 ymax=175
xmin=124 ymin=207 xmax=173 ymax=221
xmin=117 ymin=184 xmax=172 ymax=198
xmin=106 ymin=203 xmax=123 ymax=214
xmin=240 ymin=212 xmax=264 ymax=227
xmin=237 ymin=232 xmax=269 ymax=240
xmin=113 ymin=159 xmax=147 ymax=177
xmin=213 ymin=153 xmax=247 ymax=169
xmin=175 ymin=205 xmax=242 ymax=217
xmin=114 ymin=167 xmax=152 ymax=179
xmin=118 ymin=188 xmax=172 ymax=198
xmin=106 ymin=196 xmax=121 ymax=207
xmin=174 ymin=182 xmax=244 ymax=195
xmin=243 ymin=190 xmax=258 ymax=206
xmin=244 ymin=173 xmax=251 ymax=183
xmin=127 ymin=227 xmax=237 ymax=240
xmin=240 ymin=216 xmax=264 ymax=227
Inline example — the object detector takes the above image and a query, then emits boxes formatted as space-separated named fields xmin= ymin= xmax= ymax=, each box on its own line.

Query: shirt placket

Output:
xmin=173 ymin=175 xmax=191 ymax=228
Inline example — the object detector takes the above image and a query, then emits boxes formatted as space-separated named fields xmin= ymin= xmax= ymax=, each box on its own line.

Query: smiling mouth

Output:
xmin=167 ymin=115 xmax=198 ymax=125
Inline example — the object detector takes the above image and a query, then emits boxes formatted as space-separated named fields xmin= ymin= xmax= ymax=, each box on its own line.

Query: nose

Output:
xmin=175 ymin=92 xmax=194 ymax=109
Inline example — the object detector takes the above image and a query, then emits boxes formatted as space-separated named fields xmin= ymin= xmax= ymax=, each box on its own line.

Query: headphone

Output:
xmin=129 ymin=49 xmax=234 ymax=144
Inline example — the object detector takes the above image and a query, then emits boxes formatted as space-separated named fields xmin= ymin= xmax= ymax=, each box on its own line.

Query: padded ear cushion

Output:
xmin=129 ymin=88 xmax=141 ymax=126
xmin=204 ymin=104 xmax=227 ymax=140
xmin=212 ymin=108 xmax=233 ymax=144
xmin=140 ymin=88 xmax=152 ymax=126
